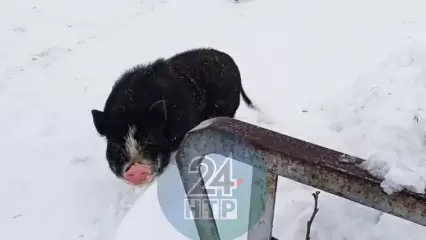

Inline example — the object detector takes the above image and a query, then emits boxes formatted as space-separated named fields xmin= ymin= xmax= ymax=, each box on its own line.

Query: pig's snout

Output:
xmin=123 ymin=163 xmax=152 ymax=185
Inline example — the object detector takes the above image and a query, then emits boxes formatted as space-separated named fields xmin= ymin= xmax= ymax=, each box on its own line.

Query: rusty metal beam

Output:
xmin=176 ymin=154 xmax=221 ymax=240
xmin=247 ymin=172 xmax=278 ymax=240
xmin=175 ymin=117 xmax=426 ymax=234
xmin=176 ymin=117 xmax=278 ymax=240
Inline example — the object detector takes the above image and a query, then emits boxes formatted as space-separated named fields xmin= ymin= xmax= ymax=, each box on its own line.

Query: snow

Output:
xmin=2 ymin=0 xmax=426 ymax=239
xmin=323 ymin=42 xmax=426 ymax=195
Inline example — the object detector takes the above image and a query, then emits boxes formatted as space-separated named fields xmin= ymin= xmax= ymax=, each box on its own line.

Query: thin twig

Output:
xmin=305 ymin=191 xmax=320 ymax=240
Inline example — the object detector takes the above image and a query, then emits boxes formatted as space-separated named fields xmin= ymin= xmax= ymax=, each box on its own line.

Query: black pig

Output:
xmin=91 ymin=47 xmax=255 ymax=186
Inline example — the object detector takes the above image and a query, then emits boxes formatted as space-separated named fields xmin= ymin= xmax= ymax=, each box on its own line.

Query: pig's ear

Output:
xmin=91 ymin=109 xmax=106 ymax=136
xmin=149 ymin=100 xmax=167 ymax=122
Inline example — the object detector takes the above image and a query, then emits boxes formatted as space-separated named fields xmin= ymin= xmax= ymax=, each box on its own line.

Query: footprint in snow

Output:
xmin=31 ymin=46 xmax=71 ymax=68
xmin=72 ymin=156 xmax=90 ymax=165
xmin=12 ymin=27 xmax=26 ymax=33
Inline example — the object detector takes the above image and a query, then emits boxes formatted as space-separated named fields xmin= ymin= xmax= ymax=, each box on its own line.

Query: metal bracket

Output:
xmin=175 ymin=117 xmax=426 ymax=239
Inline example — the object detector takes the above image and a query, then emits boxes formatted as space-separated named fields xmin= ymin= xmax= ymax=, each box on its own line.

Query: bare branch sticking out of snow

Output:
xmin=305 ymin=191 xmax=320 ymax=240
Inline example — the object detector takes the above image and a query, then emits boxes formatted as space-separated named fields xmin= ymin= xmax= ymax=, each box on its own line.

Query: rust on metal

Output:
xmin=176 ymin=117 xmax=278 ymax=240
xmin=247 ymin=172 xmax=278 ymax=240
xmin=175 ymin=154 xmax=221 ymax=240
xmin=177 ymin=117 xmax=426 ymax=229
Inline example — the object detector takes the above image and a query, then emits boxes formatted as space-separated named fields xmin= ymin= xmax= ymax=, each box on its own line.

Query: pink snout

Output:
xmin=123 ymin=163 xmax=152 ymax=185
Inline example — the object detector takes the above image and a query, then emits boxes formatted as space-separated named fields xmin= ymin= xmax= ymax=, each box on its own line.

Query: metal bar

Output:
xmin=247 ymin=172 xmax=278 ymax=240
xmin=176 ymin=154 xmax=221 ymax=240
xmin=176 ymin=118 xmax=276 ymax=240
xmin=176 ymin=117 xmax=426 ymax=229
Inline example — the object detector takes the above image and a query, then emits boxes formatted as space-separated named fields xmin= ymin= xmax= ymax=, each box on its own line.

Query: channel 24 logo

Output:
xmin=183 ymin=155 xmax=244 ymax=220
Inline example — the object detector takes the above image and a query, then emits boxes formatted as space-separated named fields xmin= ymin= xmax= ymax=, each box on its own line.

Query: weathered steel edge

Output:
xmin=247 ymin=172 xmax=278 ymax=240
xmin=176 ymin=117 xmax=278 ymax=240
xmin=179 ymin=117 xmax=426 ymax=227
xmin=176 ymin=154 xmax=221 ymax=240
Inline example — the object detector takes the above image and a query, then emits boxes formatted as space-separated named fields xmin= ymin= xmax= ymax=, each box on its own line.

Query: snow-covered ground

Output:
xmin=2 ymin=0 xmax=426 ymax=239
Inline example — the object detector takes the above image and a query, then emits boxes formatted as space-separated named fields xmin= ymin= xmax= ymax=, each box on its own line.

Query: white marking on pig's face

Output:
xmin=123 ymin=125 xmax=161 ymax=180
xmin=120 ymin=124 xmax=170 ymax=188
xmin=125 ymin=125 xmax=150 ymax=165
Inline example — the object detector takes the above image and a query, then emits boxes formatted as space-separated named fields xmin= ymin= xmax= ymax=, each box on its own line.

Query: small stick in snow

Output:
xmin=305 ymin=191 xmax=320 ymax=240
